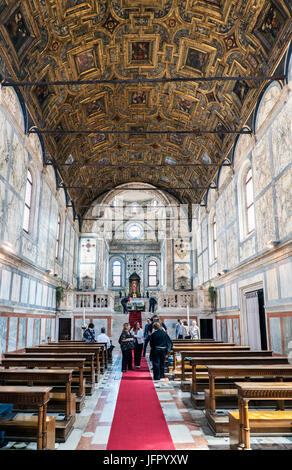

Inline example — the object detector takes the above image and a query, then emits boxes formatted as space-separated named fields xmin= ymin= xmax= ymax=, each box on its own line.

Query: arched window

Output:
xmin=148 ymin=260 xmax=157 ymax=287
xmin=23 ymin=169 xmax=33 ymax=233
xmin=55 ymin=214 xmax=61 ymax=259
xmin=212 ymin=215 xmax=217 ymax=260
xmin=245 ymin=168 xmax=255 ymax=234
xmin=112 ymin=260 xmax=122 ymax=287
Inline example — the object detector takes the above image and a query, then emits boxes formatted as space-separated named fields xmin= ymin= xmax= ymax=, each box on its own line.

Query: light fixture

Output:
xmin=0 ymin=242 xmax=15 ymax=254
xmin=267 ymin=240 xmax=279 ymax=249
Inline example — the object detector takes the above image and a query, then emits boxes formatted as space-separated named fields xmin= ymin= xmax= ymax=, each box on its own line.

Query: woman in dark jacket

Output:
xmin=150 ymin=322 xmax=172 ymax=381
xmin=119 ymin=322 xmax=134 ymax=372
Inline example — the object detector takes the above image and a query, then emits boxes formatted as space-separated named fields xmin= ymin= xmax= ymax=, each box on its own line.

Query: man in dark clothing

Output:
xmin=142 ymin=318 xmax=152 ymax=357
xmin=149 ymin=296 xmax=157 ymax=313
xmin=148 ymin=315 xmax=168 ymax=335
xmin=150 ymin=322 xmax=173 ymax=381
xmin=121 ymin=297 xmax=129 ymax=314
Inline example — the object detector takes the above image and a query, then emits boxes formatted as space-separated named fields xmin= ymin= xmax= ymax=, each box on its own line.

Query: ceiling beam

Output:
xmin=1 ymin=75 xmax=286 ymax=87
xmin=47 ymin=162 xmax=230 ymax=168
xmin=59 ymin=186 xmax=216 ymax=190
xmin=30 ymin=128 xmax=251 ymax=136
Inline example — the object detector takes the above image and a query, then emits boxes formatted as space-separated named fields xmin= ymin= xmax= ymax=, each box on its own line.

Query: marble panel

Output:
xmin=8 ymin=317 xmax=17 ymax=352
xmin=239 ymin=236 xmax=256 ymax=262
xmin=18 ymin=317 xmax=26 ymax=350
xmin=11 ymin=273 xmax=21 ymax=303
xmin=269 ymin=317 xmax=282 ymax=355
xmin=41 ymin=318 xmax=46 ymax=343
xmin=219 ymin=288 xmax=225 ymax=309
xmin=275 ymin=170 xmax=292 ymax=240
xmin=231 ymin=283 xmax=238 ymax=307
xmin=217 ymin=233 xmax=227 ymax=273
xmin=20 ymin=277 xmax=29 ymax=304
xmin=0 ymin=317 xmax=8 ymax=354
xmin=221 ymin=319 xmax=227 ymax=342
xmin=29 ymin=279 xmax=36 ymax=305
xmin=51 ymin=318 xmax=56 ymax=341
xmin=227 ymin=318 xmax=233 ymax=343
xmin=283 ymin=316 xmax=292 ymax=357
xmin=0 ymin=181 xmax=6 ymax=230
xmin=0 ymin=269 xmax=11 ymax=301
xmin=174 ymin=238 xmax=191 ymax=263
xmin=26 ymin=317 xmax=34 ymax=347
xmin=216 ymin=319 xmax=221 ymax=340
xmin=256 ymin=83 xmax=281 ymax=130
xmin=46 ymin=318 xmax=51 ymax=340
xmin=80 ymin=238 xmax=97 ymax=263
xmin=92 ymin=318 xmax=107 ymax=339
xmin=201 ymin=218 xmax=208 ymax=251
xmin=255 ymin=188 xmax=276 ymax=252
xmin=271 ymin=98 xmax=292 ymax=177
xmin=9 ymin=132 xmax=27 ymax=195
xmin=215 ymin=198 xmax=225 ymax=236
xmin=224 ymin=179 xmax=236 ymax=225
xmin=21 ymin=237 xmax=37 ymax=263
xmin=34 ymin=318 xmax=40 ymax=345
xmin=252 ymin=134 xmax=271 ymax=197
xmin=3 ymin=189 xmax=22 ymax=252
xmin=0 ymin=113 xmax=12 ymax=179
xmin=42 ymin=284 xmax=48 ymax=307
xmin=266 ymin=268 xmax=278 ymax=300
xmin=226 ymin=223 xmax=238 ymax=268
xmin=225 ymin=285 xmax=231 ymax=308
xmin=202 ymin=250 xmax=209 ymax=284
xmin=234 ymin=134 xmax=253 ymax=170
xmin=279 ymin=260 xmax=292 ymax=299
xmin=36 ymin=282 xmax=43 ymax=306
xmin=233 ymin=318 xmax=240 ymax=345
xmin=174 ymin=263 xmax=191 ymax=290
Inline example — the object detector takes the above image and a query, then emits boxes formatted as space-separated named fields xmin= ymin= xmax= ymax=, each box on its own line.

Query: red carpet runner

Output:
xmin=128 ymin=310 xmax=142 ymax=329
xmin=106 ymin=357 xmax=175 ymax=450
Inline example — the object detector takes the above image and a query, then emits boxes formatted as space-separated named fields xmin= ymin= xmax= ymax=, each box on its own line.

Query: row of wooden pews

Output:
xmin=0 ymin=340 xmax=109 ymax=450
xmin=169 ymin=339 xmax=292 ymax=450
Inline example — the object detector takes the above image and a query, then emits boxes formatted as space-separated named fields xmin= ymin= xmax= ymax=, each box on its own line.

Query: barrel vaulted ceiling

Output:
xmin=0 ymin=0 xmax=291 ymax=217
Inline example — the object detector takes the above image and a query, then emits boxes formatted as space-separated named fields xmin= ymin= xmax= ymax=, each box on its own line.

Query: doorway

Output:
xmin=245 ymin=289 xmax=267 ymax=350
xmin=58 ymin=318 xmax=72 ymax=341
xmin=200 ymin=319 xmax=214 ymax=339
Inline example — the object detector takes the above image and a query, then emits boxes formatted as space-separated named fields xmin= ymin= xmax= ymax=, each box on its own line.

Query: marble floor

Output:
xmin=1 ymin=353 xmax=292 ymax=451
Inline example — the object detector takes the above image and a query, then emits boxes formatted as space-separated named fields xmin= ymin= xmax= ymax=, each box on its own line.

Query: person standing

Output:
xmin=118 ymin=323 xmax=134 ymax=372
xmin=175 ymin=319 xmax=184 ymax=339
xmin=149 ymin=296 xmax=157 ymax=313
xmin=182 ymin=320 xmax=191 ymax=339
xmin=97 ymin=327 xmax=115 ymax=360
xmin=121 ymin=296 xmax=129 ymax=314
xmin=83 ymin=323 xmax=96 ymax=343
xmin=143 ymin=318 xmax=152 ymax=357
xmin=150 ymin=322 xmax=173 ymax=382
xmin=130 ymin=321 xmax=144 ymax=368
xmin=150 ymin=315 xmax=168 ymax=335
xmin=190 ymin=320 xmax=200 ymax=340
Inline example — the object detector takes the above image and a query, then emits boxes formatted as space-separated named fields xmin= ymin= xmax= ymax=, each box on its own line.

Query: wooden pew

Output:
xmin=230 ymin=382 xmax=292 ymax=450
xmin=189 ymin=356 xmax=288 ymax=403
xmin=59 ymin=340 xmax=109 ymax=361
xmin=205 ymin=364 xmax=292 ymax=435
xmin=1 ymin=358 xmax=86 ymax=412
xmin=172 ymin=345 xmax=251 ymax=373
xmin=0 ymin=368 xmax=75 ymax=442
xmin=16 ymin=350 xmax=97 ymax=394
xmin=36 ymin=344 xmax=105 ymax=374
xmin=179 ymin=350 xmax=274 ymax=389
xmin=0 ymin=385 xmax=53 ymax=450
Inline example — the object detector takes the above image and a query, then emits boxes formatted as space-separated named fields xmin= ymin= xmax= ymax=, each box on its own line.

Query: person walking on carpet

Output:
xmin=150 ymin=322 xmax=173 ymax=383
xmin=130 ymin=321 xmax=144 ymax=368
xmin=119 ymin=323 xmax=134 ymax=372
xmin=142 ymin=318 xmax=152 ymax=357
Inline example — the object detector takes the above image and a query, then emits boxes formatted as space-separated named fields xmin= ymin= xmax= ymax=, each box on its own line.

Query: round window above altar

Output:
xmin=126 ymin=223 xmax=144 ymax=240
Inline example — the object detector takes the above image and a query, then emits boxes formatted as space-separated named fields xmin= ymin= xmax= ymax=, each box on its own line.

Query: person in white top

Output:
xmin=190 ymin=320 xmax=200 ymax=340
xmin=97 ymin=327 xmax=114 ymax=358
xmin=130 ymin=321 xmax=144 ymax=368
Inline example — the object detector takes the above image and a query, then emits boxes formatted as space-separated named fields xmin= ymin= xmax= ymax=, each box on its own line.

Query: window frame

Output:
xmin=23 ymin=169 xmax=33 ymax=234
xmin=245 ymin=168 xmax=255 ymax=235
xmin=55 ymin=214 xmax=61 ymax=259
xmin=148 ymin=260 xmax=158 ymax=287
xmin=112 ymin=259 xmax=122 ymax=287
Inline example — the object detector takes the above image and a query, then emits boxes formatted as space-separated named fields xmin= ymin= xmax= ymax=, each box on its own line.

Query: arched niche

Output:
xmin=255 ymin=81 xmax=282 ymax=132
xmin=0 ymin=86 xmax=25 ymax=133
xmin=26 ymin=133 xmax=43 ymax=166
xmin=233 ymin=133 xmax=253 ymax=171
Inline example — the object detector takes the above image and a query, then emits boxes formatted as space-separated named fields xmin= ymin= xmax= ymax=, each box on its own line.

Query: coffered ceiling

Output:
xmin=0 ymin=0 xmax=291 ymax=217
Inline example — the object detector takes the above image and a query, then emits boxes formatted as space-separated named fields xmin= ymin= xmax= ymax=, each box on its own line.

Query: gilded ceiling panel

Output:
xmin=0 ymin=0 xmax=291 ymax=215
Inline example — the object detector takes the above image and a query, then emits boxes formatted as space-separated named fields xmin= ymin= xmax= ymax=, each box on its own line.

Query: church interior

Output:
xmin=0 ymin=0 xmax=291 ymax=452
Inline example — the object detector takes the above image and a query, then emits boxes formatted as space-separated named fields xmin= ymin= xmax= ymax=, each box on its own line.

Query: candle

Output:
xmin=83 ymin=305 xmax=86 ymax=327
xmin=187 ymin=304 xmax=190 ymax=333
